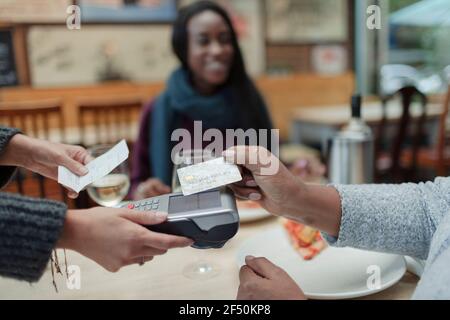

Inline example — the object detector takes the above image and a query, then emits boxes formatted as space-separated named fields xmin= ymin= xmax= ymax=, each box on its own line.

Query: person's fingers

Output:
xmin=141 ymin=232 xmax=194 ymax=250
xmin=75 ymin=149 xmax=94 ymax=165
xmin=316 ymin=163 xmax=326 ymax=175
xmin=118 ymin=210 xmax=193 ymax=249
xmin=59 ymin=153 xmax=89 ymax=176
xmin=68 ymin=145 xmax=94 ymax=165
xmin=234 ymin=173 xmax=258 ymax=188
xmin=83 ymin=153 xmax=94 ymax=165
xmin=232 ymin=178 xmax=250 ymax=187
xmin=119 ymin=209 xmax=168 ymax=226
xmin=136 ymin=182 xmax=153 ymax=199
xmin=244 ymin=256 xmax=281 ymax=279
xmin=146 ymin=183 xmax=159 ymax=196
xmin=298 ymin=159 xmax=309 ymax=168
xmin=239 ymin=264 xmax=261 ymax=283
xmin=245 ymin=179 xmax=258 ymax=187
xmin=228 ymin=185 xmax=262 ymax=201
xmin=141 ymin=179 xmax=170 ymax=196
xmin=154 ymin=181 xmax=171 ymax=194
xmin=67 ymin=189 xmax=79 ymax=199
xmin=231 ymin=191 xmax=249 ymax=201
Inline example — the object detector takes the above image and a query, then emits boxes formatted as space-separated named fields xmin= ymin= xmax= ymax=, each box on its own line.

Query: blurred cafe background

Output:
xmin=0 ymin=0 xmax=449 ymax=299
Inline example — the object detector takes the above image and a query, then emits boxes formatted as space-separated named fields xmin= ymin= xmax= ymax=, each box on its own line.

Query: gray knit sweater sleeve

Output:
xmin=0 ymin=127 xmax=20 ymax=188
xmin=323 ymin=178 xmax=450 ymax=260
xmin=0 ymin=126 xmax=68 ymax=282
xmin=0 ymin=193 xmax=67 ymax=281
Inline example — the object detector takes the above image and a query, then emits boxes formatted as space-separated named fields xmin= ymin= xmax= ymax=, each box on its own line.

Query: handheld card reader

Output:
xmin=121 ymin=188 xmax=239 ymax=249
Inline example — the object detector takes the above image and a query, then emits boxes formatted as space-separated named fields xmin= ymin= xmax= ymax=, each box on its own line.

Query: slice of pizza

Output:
xmin=283 ymin=220 xmax=327 ymax=260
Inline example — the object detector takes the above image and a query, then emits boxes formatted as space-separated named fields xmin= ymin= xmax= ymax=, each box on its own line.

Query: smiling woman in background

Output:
xmin=130 ymin=0 xmax=274 ymax=200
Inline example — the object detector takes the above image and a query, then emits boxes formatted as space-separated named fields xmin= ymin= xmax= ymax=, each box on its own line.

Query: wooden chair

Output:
xmin=375 ymin=86 xmax=428 ymax=182
xmin=0 ymin=100 xmax=68 ymax=201
xmin=76 ymin=97 xmax=143 ymax=208
xmin=399 ymin=85 xmax=450 ymax=177
xmin=77 ymin=96 xmax=143 ymax=148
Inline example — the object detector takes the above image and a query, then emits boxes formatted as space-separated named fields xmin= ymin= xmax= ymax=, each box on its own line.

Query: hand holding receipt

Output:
xmin=58 ymin=140 xmax=130 ymax=206
xmin=58 ymin=140 xmax=129 ymax=194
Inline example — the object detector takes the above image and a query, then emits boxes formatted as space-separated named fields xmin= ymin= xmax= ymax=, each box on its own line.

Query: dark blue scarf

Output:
xmin=150 ymin=68 xmax=239 ymax=185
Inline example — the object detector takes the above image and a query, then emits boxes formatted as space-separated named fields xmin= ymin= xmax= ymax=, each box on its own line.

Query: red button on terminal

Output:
xmin=127 ymin=204 xmax=135 ymax=209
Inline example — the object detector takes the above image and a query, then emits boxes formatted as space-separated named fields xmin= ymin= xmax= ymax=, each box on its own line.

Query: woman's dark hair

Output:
xmin=171 ymin=0 xmax=273 ymax=133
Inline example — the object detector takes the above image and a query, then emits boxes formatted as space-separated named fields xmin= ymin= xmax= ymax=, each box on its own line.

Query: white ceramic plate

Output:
xmin=237 ymin=226 xmax=406 ymax=299
xmin=237 ymin=201 xmax=272 ymax=223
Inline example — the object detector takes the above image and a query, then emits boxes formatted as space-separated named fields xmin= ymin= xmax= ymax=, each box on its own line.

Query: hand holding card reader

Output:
xmin=121 ymin=188 xmax=239 ymax=249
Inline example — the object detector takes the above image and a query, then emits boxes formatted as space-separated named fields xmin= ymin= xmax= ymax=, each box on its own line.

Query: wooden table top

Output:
xmin=292 ymin=101 xmax=443 ymax=127
xmin=0 ymin=217 xmax=418 ymax=300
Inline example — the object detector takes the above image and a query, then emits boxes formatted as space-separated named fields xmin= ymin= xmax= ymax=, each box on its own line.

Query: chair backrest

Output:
xmin=0 ymin=99 xmax=65 ymax=141
xmin=376 ymin=86 xmax=428 ymax=181
xmin=436 ymin=84 xmax=450 ymax=168
xmin=78 ymin=96 xmax=143 ymax=147
xmin=0 ymin=100 xmax=67 ymax=201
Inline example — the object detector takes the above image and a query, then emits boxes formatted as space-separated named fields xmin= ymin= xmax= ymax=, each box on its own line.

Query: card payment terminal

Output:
xmin=121 ymin=188 xmax=239 ymax=249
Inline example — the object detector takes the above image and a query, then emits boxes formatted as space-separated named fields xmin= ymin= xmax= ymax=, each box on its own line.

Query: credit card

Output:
xmin=177 ymin=157 xmax=242 ymax=196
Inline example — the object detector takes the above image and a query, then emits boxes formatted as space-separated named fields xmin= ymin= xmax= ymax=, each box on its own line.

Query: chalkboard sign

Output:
xmin=0 ymin=30 xmax=18 ymax=87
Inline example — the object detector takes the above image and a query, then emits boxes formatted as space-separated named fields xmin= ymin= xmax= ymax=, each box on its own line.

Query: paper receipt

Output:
xmin=177 ymin=157 xmax=242 ymax=196
xmin=58 ymin=140 xmax=129 ymax=193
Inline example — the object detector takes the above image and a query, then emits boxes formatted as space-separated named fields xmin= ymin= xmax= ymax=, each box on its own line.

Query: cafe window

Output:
xmin=355 ymin=0 xmax=450 ymax=95
xmin=389 ymin=0 xmax=450 ymax=93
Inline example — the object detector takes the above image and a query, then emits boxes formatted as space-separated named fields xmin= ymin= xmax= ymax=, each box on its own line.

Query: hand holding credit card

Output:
xmin=177 ymin=157 xmax=242 ymax=196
